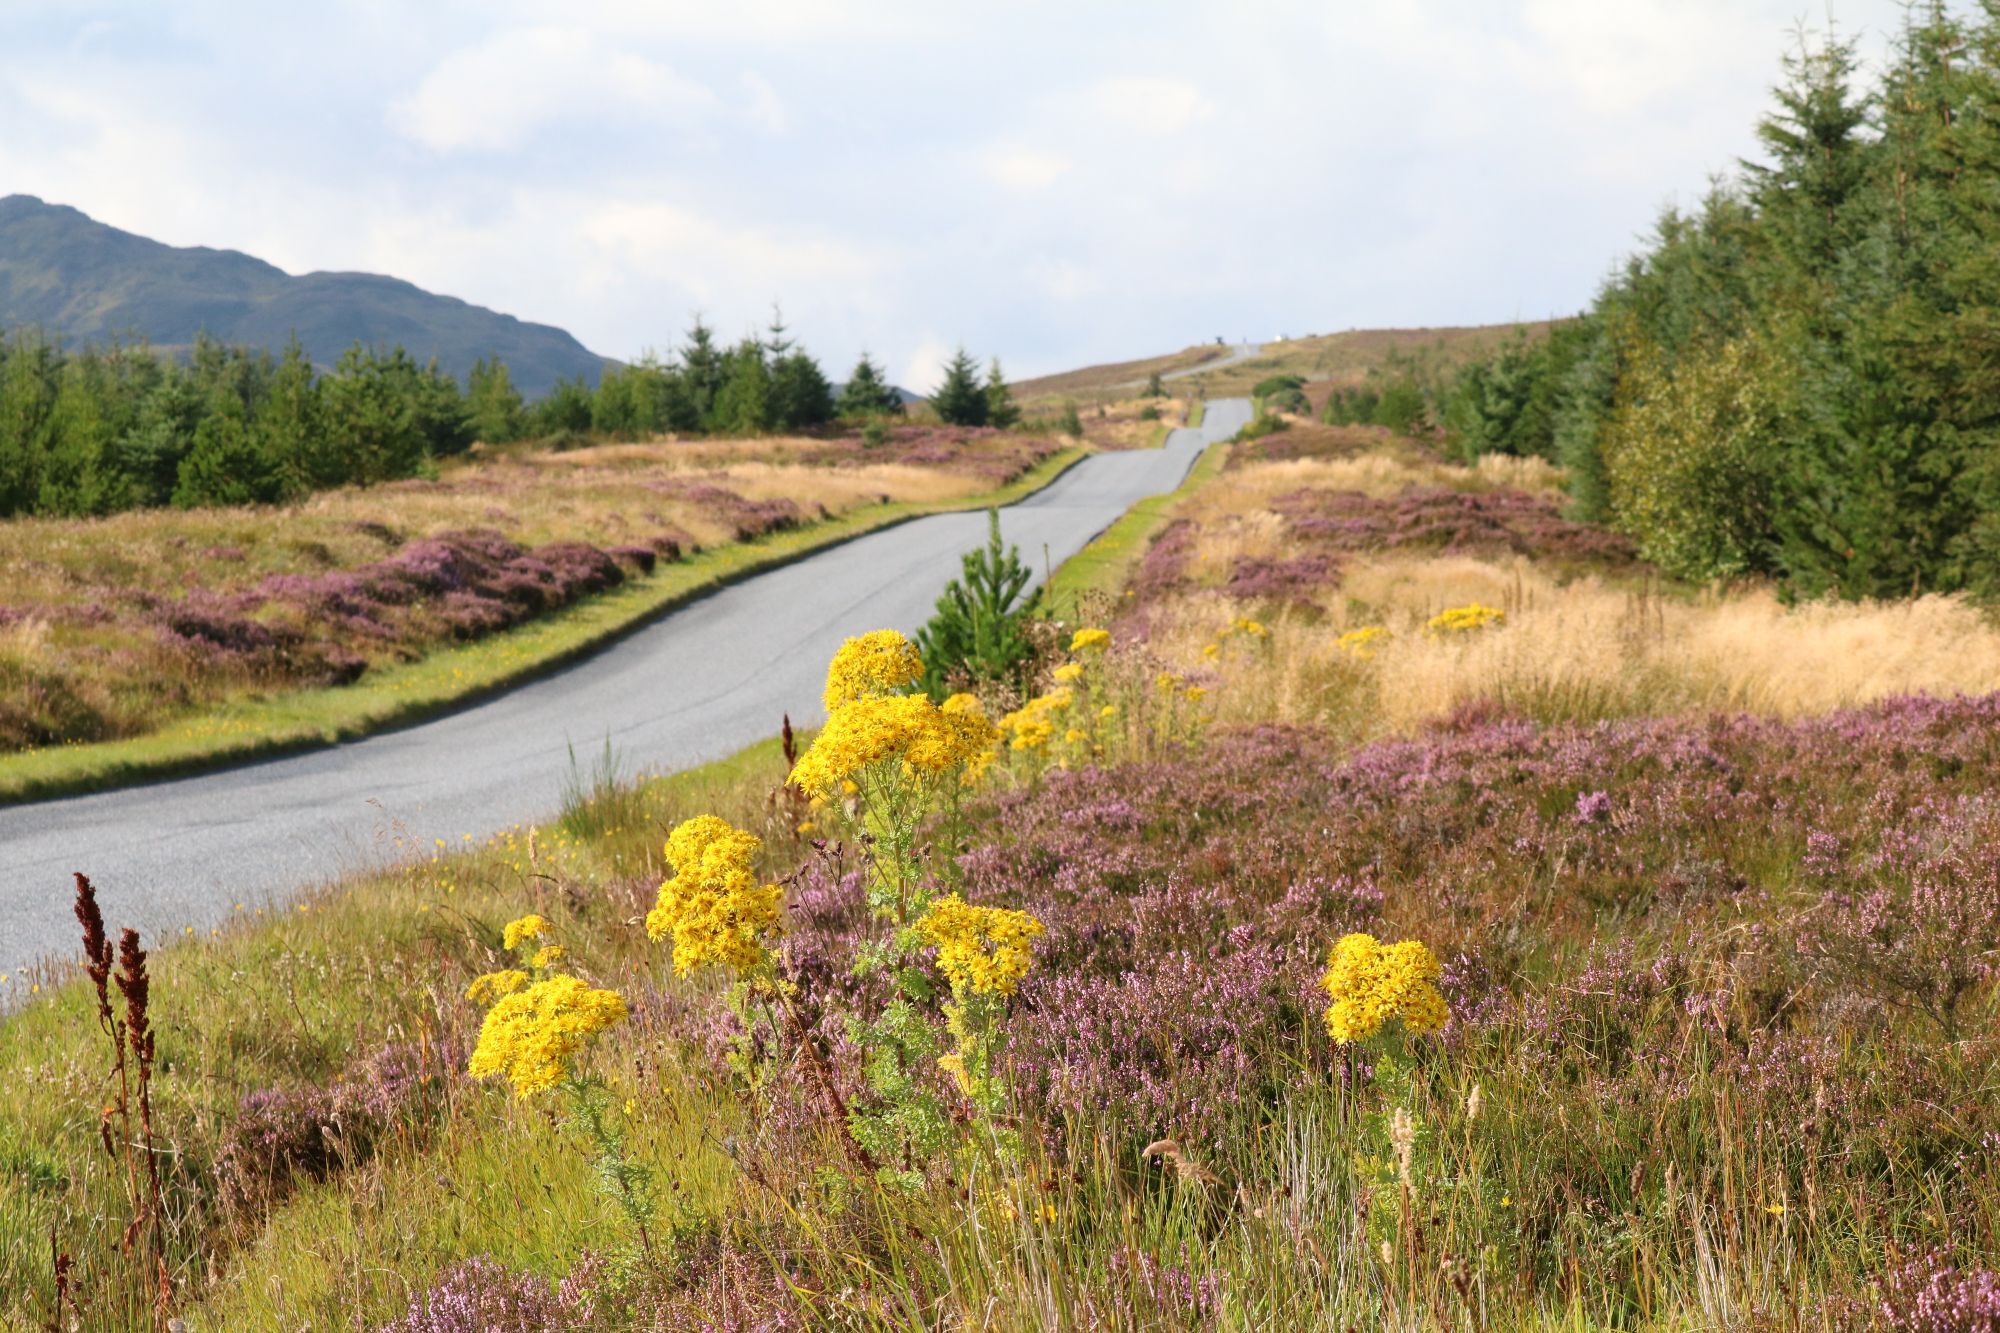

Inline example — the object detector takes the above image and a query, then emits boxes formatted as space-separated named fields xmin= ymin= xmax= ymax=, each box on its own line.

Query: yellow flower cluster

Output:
xmin=1226 ymin=616 xmax=1268 ymax=638
xmin=647 ymin=815 xmax=784 ymax=975
xmin=792 ymin=632 xmax=999 ymax=796
xmin=1426 ymin=604 xmax=1505 ymax=635
xmin=468 ymin=973 xmax=629 ymax=1097
xmin=792 ymin=692 xmax=996 ymax=795
xmin=466 ymin=968 xmax=530 ymax=1006
xmin=1052 ymin=662 xmax=1085 ymax=684
xmin=823 ymin=629 xmax=924 ymax=711
xmin=1318 ymin=933 xmax=1450 ymax=1044
xmin=1000 ymin=688 xmax=1073 ymax=751
xmin=1337 ymin=625 xmax=1392 ymax=659
xmin=502 ymin=914 xmax=549 ymax=950
xmin=915 ymin=893 xmax=1046 ymax=996
xmin=1069 ymin=627 xmax=1111 ymax=653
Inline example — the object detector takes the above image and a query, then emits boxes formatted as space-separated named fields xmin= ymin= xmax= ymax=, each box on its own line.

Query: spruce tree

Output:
xmin=837 ymin=353 xmax=902 ymax=417
xmin=931 ymin=348 xmax=988 ymax=426
xmin=680 ymin=317 xmax=724 ymax=429
xmin=710 ymin=338 xmax=772 ymax=434
xmin=984 ymin=358 xmax=1020 ymax=429
xmin=467 ymin=356 xmax=525 ymax=444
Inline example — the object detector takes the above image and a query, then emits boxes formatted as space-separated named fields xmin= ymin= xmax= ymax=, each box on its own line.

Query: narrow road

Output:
xmin=1 ymin=400 xmax=1253 ymax=967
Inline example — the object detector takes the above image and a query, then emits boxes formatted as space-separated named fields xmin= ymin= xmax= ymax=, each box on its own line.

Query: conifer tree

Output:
xmin=837 ymin=353 xmax=903 ymax=417
xmin=984 ymin=358 xmax=1020 ymax=429
xmin=931 ymin=348 xmax=988 ymax=427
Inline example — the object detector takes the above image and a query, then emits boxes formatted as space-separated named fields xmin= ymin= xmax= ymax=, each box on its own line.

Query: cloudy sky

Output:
xmin=1 ymin=1 xmax=1913 ymax=389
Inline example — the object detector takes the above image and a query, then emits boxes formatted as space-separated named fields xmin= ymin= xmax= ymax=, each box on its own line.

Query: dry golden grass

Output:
xmin=1167 ymin=452 xmax=1565 ymax=586
xmin=1151 ymin=553 xmax=2000 ymax=736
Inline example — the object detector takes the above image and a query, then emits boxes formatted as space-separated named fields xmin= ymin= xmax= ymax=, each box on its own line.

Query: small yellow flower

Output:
xmin=1069 ymin=627 xmax=1111 ymax=653
xmin=502 ymin=914 xmax=549 ymax=950
xmin=1052 ymin=662 xmax=1085 ymax=683
xmin=1155 ymin=671 xmax=1180 ymax=692
xmin=1201 ymin=642 xmax=1221 ymax=660
xmin=468 ymin=975 xmax=628 ymax=1097
xmin=1765 ymin=1203 xmax=1786 ymax=1217
xmin=648 ymin=815 xmax=783 ymax=976
xmin=1184 ymin=685 xmax=1208 ymax=702
xmin=530 ymin=944 xmax=566 ymax=969
xmin=467 ymin=969 xmax=531 ymax=1006
xmin=1425 ymin=603 xmax=1505 ymax=635
xmin=1099 ymin=704 xmax=1117 ymax=718
xmin=1336 ymin=625 xmax=1391 ymax=659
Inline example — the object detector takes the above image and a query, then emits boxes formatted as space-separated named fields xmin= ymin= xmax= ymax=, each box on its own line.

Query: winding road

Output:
xmin=0 ymin=399 xmax=1253 ymax=967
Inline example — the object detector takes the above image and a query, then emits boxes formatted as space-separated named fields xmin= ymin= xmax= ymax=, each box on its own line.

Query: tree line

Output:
xmin=1437 ymin=8 xmax=2000 ymax=600
xmin=0 ymin=309 xmax=1018 ymax=519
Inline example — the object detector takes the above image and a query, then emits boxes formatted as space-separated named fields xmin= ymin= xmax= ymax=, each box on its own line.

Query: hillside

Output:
xmin=0 ymin=195 xmax=610 ymax=396
xmin=1014 ymin=322 xmax=1556 ymax=405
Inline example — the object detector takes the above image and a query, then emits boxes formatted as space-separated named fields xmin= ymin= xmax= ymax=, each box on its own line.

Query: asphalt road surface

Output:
xmin=0 ymin=398 xmax=1253 ymax=968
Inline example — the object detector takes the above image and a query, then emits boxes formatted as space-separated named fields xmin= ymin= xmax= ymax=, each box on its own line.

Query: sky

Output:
xmin=0 ymin=1 xmax=1916 ymax=390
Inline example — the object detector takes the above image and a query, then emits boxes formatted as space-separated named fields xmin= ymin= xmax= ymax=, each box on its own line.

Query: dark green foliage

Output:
xmin=1261 ymin=386 xmax=1310 ymax=416
xmin=0 ymin=301 xmax=984 ymax=518
xmin=838 ymin=353 xmax=904 ymax=418
xmin=710 ymin=338 xmax=772 ymax=435
xmin=915 ymin=510 xmax=1035 ymax=696
xmin=1322 ymin=384 xmax=1380 ymax=426
xmin=932 ymin=348 xmax=988 ymax=427
xmin=1438 ymin=12 xmax=2000 ymax=597
xmin=1143 ymin=370 xmax=1165 ymax=398
xmin=1138 ymin=404 xmax=1162 ymax=422
xmin=1058 ymin=403 xmax=1083 ymax=438
xmin=1251 ymin=373 xmax=1305 ymax=400
xmin=984 ymin=359 xmax=1019 ymax=430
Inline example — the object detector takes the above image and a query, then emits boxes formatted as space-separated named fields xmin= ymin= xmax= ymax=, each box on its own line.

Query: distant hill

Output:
xmin=0 ymin=195 xmax=611 ymax=397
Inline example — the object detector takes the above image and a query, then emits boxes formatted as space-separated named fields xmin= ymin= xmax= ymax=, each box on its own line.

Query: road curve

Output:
xmin=0 ymin=399 xmax=1253 ymax=967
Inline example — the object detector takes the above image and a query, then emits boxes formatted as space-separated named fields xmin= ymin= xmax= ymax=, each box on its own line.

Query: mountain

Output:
xmin=0 ymin=195 xmax=610 ymax=397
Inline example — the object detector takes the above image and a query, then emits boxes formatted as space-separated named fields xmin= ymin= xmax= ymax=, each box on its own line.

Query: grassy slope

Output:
xmin=0 ymin=448 xmax=1084 ymax=805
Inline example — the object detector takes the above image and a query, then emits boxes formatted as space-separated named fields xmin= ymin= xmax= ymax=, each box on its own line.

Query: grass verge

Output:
xmin=0 ymin=450 xmax=1085 ymax=806
xmin=1034 ymin=435 xmax=1230 ymax=617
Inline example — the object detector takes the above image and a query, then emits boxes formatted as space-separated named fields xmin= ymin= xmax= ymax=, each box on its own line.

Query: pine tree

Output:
xmin=710 ymin=338 xmax=771 ymax=435
xmin=680 ymin=317 xmax=724 ymax=429
xmin=173 ymin=393 xmax=274 ymax=508
xmin=931 ymin=348 xmax=988 ymax=426
xmin=770 ymin=350 xmax=835 ymax=429
xmin=837 ymin=353 xmax=902 ymax=417
xmin=467 ymin=356 xmax=525 ymax=443
xmin=984 ymin=358 xmax=1020 ymax=429
xmin=259 ymin=338 xmax=327 ymax=498
xmin=914 ymin=510 xmax=1036 ymax=696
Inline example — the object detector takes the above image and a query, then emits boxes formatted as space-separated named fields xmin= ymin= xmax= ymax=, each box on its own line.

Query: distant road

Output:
xmin=1160 ymin=341 xmax=1263 ymax=384
xmin=0 ymin=400 xmax=1254 ymax=967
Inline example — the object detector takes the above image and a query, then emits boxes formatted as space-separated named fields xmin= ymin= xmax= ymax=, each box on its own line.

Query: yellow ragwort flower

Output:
xmin=1052 ymin=662 xmax=1085 ymax=683
xmin=466 ymin=969 xmax=530 ymax=1007
xmin=1425 ymin=604 xmax=1505 ymax=635
xmin=530 ymin=944 xmax=566 ymax=969
xmin=915 ymin=893 xmax=1046 ymax=997
xmin=999 ymin=688 xmax=1072 ymax=752
xmin=1069 ymin=627 xmax=1111 ymax=653
xmin=1318 ymin=932 xmax=1449 ymax=1044
xmin=468 ymin=974 xmax=628 ymax=1097
xmin=792 ymin=692 xmax=994 ymax=796
xmin=1336 ymin=625 xmax=1392 ymax=659
xmin=647 ymin=815 xmax=783 ymax=975
xmin=823 ymin=628 xmax=923 ymax=712
xmin=501 ymin=914 xmax=549 ymax=950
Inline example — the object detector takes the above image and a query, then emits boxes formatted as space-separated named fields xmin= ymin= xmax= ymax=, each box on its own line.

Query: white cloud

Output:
xmin=392 ymin=26 xmax=715 ymax=152
xmin=982 ymin=146 xmax=1069 ymax=193
xmin=898 ymin=336 xmax=954 ymax=396
xmin=1085 ymin=76 xmax=1216 ymax=134
xmin=740 ymin=71 xmax=788 ymax=134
